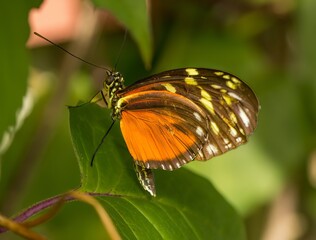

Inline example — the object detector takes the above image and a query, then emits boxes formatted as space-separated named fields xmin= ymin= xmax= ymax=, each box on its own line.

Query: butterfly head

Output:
xmin=102 ymin=71 xmax=125 ymax=110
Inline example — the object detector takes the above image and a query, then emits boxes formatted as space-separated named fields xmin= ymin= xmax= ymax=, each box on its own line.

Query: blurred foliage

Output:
xmin=0 ymin=1 xmax=41 ymax=154
xmin=0 ymin=0 xmax=316 ymax=239
xmin=93 ymin=0 xmax=153 ymax=68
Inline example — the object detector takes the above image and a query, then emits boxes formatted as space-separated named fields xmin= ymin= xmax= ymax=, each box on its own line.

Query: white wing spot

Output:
xmin=206 ymin=144 xmax=218 ymax=155
xmin=228 ymin=91 xmax=242 ymax=101
xmin=196 ymin=126 xmax=204 ymax=137
xmin=238 ymin=107 xmax=250 ymax=128
xmin=193 ymin=112 xmax=202 ymax=121
xmin=168 ymin=164 xmax=173 ymax=170
xmin=229 ymin=127 xmax=238 ymax=137
xmin=225 ymin=143 xmax=233 ymax=149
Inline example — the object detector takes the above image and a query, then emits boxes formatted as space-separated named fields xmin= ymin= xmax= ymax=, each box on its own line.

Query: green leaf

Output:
xmin=92 ymin=0 xmax=152 ymax=68
xmin=69 ymin=103 xmax=246 ymax=239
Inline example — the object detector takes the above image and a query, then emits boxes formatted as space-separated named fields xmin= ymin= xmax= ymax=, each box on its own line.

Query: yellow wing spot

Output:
xmin=162 ymin=83 xmax=176 ymax=93
xmin=185 ymin=77 xmax=198 ymax=85
xmin=226 ymin=80 xmax=237 ymax=89
xmin=223 ymin=138 xmax=230 ymax=144
xmin=201 ymin=76 xmax=207 ymax=79
xmin=239 ymin=128 xmax=245 ymax=135
xmin=214 ymin=71 xmax=224 ymax=76
xmin=161 ymin=75 xmax=171 ymax=78
xmin=223 ymin=94 xmax=233 ymax=105
xmin=222 ymin=117 xmax=238 ymax=135
xmin=229 ymin=112 xmax=238 ymax=124
xmin=231 ymin=77 xmax=241 ymax=84
xmin=222 ymin=116 xmax=230 ymax=125
xmin=220 ymin=88 xmax=227 ymax=93
xmin=223 ymin=75 xmax=230 ymax=80
xmin=201 ymin=89 xmax=212 ymax=101
xmin=185 ymin=68 xmax=199 ymax=75
xmin=210 ymin=121 xmax=220 ymax=135
xmin=211 ymin=84 xmax=222 ymax=89
xmin=200 ymin=98 xmax=215 ymax=115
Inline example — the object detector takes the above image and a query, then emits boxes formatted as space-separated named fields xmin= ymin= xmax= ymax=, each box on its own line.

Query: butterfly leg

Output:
xmin=134 ymin=163 xmax=156 ymax=197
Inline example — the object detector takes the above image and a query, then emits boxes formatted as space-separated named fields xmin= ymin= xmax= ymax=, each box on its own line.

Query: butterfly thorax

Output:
xmin=103 ymin=71 xmax=125 ymax=118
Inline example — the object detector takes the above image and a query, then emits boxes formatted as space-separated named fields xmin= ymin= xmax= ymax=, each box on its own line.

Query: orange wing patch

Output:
xmin=120 ymin=110 xmax=199 ymax=170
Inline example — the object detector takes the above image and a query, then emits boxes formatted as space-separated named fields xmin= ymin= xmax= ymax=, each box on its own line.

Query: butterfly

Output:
xmin=31 ymin=33 xmax=259 ymax=196
xmin=91 ymin=67 xmax=259 ymax=196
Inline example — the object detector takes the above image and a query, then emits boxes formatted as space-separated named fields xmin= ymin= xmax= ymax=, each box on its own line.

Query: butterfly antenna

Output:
xmin=114 ymin=29 xmax=128 ymax=71
xmin=33 ymin=32 xmax=111 ymax=75
xmin=90 ymin=120 xmax=116 ymax=166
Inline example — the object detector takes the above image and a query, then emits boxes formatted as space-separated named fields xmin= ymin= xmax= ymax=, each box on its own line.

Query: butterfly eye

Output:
xmin=105 ymin=74 xmax=114 ymax=86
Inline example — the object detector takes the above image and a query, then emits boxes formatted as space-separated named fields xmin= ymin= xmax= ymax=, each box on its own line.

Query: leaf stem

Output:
xmin=0 ymin=192 xmax=121 ymax=234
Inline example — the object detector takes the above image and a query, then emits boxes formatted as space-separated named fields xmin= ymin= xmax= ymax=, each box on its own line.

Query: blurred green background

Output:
xmin=1 ymin=0 xmax=316 ymax=239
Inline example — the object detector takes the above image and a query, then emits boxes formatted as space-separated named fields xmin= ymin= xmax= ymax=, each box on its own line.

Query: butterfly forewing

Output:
xmin=116 ymin=68 xmax=259 ymax=170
